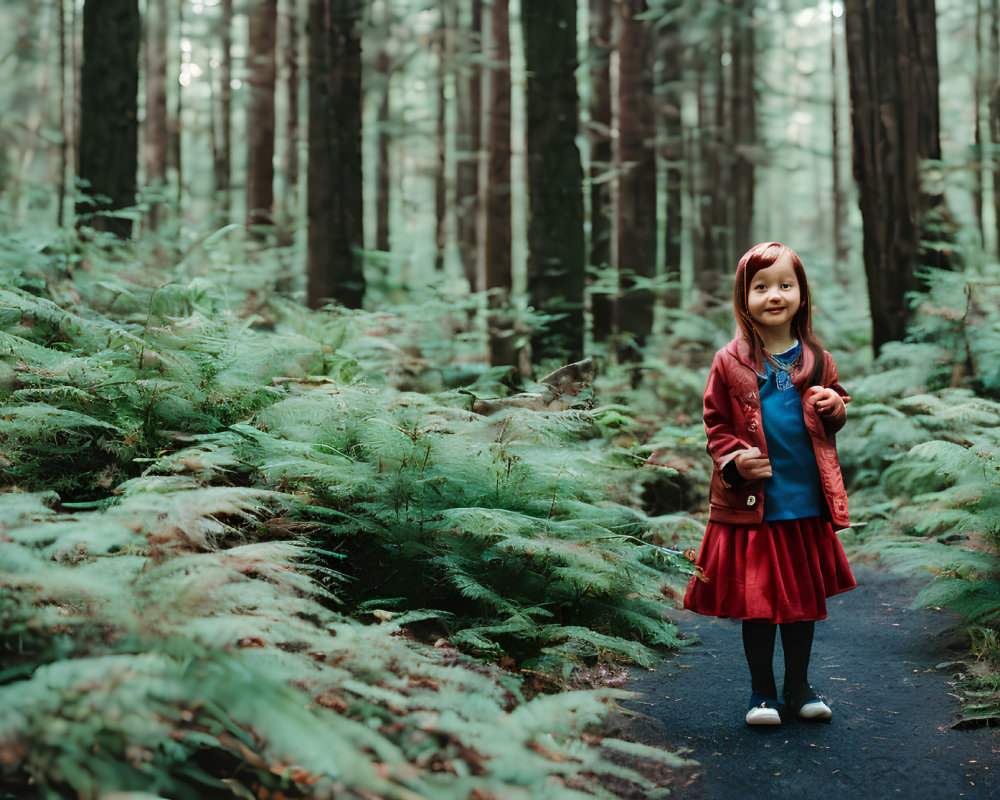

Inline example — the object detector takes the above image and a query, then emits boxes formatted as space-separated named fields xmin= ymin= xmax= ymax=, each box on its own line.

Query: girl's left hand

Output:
xmin=805 ymin=386 xmax=844 ymax=418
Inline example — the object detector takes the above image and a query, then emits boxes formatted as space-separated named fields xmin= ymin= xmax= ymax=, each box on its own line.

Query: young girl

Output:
xmin=683 ymin=242 xmax=856 ymax=726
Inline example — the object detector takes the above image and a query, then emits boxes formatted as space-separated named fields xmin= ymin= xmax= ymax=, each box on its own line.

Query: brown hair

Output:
xmin=733 ymin=242 xmax=826 ymax=387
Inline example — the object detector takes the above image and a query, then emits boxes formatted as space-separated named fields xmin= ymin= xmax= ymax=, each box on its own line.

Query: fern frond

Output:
xmin=911 ymin=577 xmax=1000 ymax=623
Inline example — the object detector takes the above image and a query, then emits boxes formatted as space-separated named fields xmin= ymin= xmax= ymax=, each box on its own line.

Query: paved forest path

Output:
xmin=613 ymin=563 xmax=999 ymax=799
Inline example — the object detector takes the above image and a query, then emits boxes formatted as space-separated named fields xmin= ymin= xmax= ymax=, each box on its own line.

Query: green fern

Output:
xmin=0 ymin=483 xmax=689 ymax=798
xmin=0 ymin=231 xmax=694 ymax=796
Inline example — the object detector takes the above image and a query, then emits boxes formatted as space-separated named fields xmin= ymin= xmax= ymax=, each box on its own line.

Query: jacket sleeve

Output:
xmin=703 ymin=351 xmax=753 ymax=470
xmin=821 ymin=352 xmax=850 ymax=435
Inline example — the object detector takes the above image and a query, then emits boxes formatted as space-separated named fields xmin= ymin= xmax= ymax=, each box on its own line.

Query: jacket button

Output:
xmin=747 ymin=422 xmax=757 ymax=432
xmin=746 ymin=495 xmax=757 ymax=507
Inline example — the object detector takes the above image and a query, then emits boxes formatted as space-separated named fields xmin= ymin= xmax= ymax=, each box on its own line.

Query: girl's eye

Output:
xmin=754 ymin=283 xmax=766 ymax=291
xmin=781 ymin=282 xmax=792 ymax=289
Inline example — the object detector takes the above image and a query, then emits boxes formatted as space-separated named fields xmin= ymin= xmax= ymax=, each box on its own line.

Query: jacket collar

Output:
xmin=725 ymin=335 xmax=818 ymax=388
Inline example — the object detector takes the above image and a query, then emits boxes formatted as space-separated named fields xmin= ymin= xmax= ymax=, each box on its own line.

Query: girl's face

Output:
xmin=746 ymin=252 xmax=802 ymax=336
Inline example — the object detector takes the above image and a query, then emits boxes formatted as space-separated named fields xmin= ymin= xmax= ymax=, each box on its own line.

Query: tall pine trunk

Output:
xmin=247 ymin=0 xmax=278 ymax=233
xmin=831 ymin=7 xmax=849 ymax=274
xmin=990 ymin=0 xmax=1000 ymax=258
xmin=729 ymin=0 xmax=755 ymax=255
xmin=275 ymin=0 xmax=300 ymax=232
xmin=691 ymin=27 xmax=725 ymax=298
xmin=374 ymin=43 xmax=392 ymax=253
xmin=659 ymin=4 xmax=684 ymax=307
xmin=214 ymin=0 xmax=233 ymax=225
xmin=588 ymin=0 xmax=614 ymax=343
xmin=844 ymin=0 xmax=951 ymax=352
xmin=483 ymin=0 xmax=514 ymax=366
xmin=615 ymin=0 xmax=656 ymax=354
xmin=170 ymin=0 xmax=184 ymax=212
xmin=76 ymin=0 xmax=139 ymax=237
xmin=145 ymin=0 xmax=169 ymax=231
xmin=307 ymin=0 xmax=365 ymax=308
xmin=434 ymin=12 xmax=451 ymax=273
xmin=57 ymin=0 xmax=69 ymax=227
xmin=973 ymin=0 xmax=984 ymax=248
xmin=522 ymin=0 xmax=585 ymax=364
xmin=453 ymin=0 xmax=482 ymax=289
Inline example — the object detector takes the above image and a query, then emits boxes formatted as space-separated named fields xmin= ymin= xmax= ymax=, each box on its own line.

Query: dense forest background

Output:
xmin=1 ymin=0 xmax=999 ymax=797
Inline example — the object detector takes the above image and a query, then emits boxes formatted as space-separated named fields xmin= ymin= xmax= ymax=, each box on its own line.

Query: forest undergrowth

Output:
xmin=1 ymin=228 xmax=999 ymax=799
xmin=0 ymin=230 xmax=699 ymax=799
xmin=835 ymin=266 xmax=1000 ymax=727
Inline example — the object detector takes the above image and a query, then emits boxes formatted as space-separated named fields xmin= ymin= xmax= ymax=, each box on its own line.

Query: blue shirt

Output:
xmin=758 ymin=342 xmax=823 ymax=521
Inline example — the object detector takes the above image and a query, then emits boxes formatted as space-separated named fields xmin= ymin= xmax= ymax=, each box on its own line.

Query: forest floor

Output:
xmin=606 ymin=560 xmax=1000 ymax=799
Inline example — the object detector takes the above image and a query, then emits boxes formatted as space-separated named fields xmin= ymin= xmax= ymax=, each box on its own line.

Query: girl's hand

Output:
xmin=734 ymin=447 xmax=772 ymax=480
xmin=805 ymin=385 xmax=845 ymax=418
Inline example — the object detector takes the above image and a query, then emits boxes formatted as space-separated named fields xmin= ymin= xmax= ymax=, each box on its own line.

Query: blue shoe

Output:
xmin=746 ymin=691 xmax=782 ymax=725
xmin=784 ymin=686 xmax=832 ymax=722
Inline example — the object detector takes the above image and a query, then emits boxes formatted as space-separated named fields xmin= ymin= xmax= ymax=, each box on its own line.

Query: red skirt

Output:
xmin=683 ymin=517 xmax=856 ymax=623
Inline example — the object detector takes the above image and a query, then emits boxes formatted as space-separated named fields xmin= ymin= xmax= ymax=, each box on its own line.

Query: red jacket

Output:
xmin=704 ymin=337 xmax=851 ymax=530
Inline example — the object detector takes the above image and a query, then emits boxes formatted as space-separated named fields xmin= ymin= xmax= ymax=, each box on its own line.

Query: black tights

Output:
xmin=742 ymin=620 xmax=815 ymax=700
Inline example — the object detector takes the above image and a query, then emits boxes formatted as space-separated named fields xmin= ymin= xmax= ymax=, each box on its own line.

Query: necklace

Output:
xmin=767 ymin=343 xmax=800 ymax=391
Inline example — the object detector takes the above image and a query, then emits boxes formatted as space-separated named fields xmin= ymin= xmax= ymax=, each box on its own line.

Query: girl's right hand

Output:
xmin=734 ymin=447 xmax=772 ymax=480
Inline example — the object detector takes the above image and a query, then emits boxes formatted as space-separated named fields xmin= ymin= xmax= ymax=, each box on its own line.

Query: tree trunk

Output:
xmin=247 ymin=0 xmax=278 ymax=233
xmin=375 ymin=46 xmax=391 ymax=253
xmin=57 ymin=0 xmax=68 ymax=227
xmin=483 ymin=0 xmax=514 ymax=366
xmin=280 ymin=0 xmax=300 ymax=228
xmin=214 ymin=0 xmax=233 ymax=225
xmin=973 ymin=0 xmax=984 ymax=248
xmin=844 ymin=0 xmax=952 ymax=352
xmin=144 ymin=0 xmax=169 ymax=231
xmin=170 ymin=0 xmax=184 ymax=212
xmin=375 ymin=87 xmax=392 ymax=252
xmin=709 ymin=20 xmax=728 ymax=278
xmin=659 ymin=4 xmax=684 ymax=307
xmin=522 ymin=0 xmax=585 ymax=364
xmin=307 ymin=0 xmax=365 ymax=308
xmin=434 ymin=13 xmax=450 ymax=273
xmin=71 ymin=0 xmax=80 ymax=182
xmin=455 ymin=0 xmax=482 ymax=290
xmin=690 ymin=26 xmax=726 ymax=299
xmin=831 ymin=6 xmax=849 ymax=273
xmin=76 ymin=0 xmax=139 ymax=237
xmin=615 ymin=0 xmax=656 ymax=354
xmin=588 ymin=0 xmax=614 ymax=342
xmin=990 ymin=0 xmax=1000 ymax=258
xmin=729 ymin=0 xmax=755 ymax=255
xmin=12 ymin=4 xmax=52 ymax=222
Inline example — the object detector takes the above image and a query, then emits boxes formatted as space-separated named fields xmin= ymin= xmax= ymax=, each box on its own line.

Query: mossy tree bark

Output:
xmin=522 ymin=0 xmax=585 ymax=364
xmin=307 ymin=0 xmax=365 ymax=309
xmin=76 ymin=0 xmax=139 ymax=237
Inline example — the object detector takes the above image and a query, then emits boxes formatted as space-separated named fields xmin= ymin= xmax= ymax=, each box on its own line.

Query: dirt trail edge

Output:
xmin=610 ymin=562 xmax=999 ymax=799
